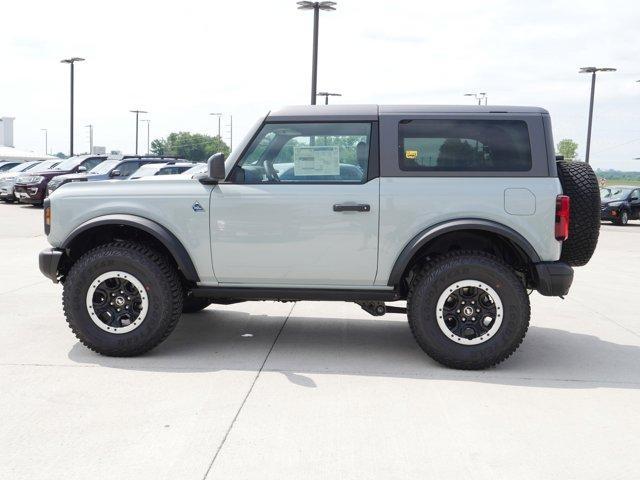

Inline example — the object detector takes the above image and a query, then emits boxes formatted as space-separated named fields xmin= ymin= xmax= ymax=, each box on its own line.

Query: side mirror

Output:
xmin=199 ymin=153 xmax=226 ymax=185
xmin=77 ymin=165 xmax=87 ymax=173
xmin=631 ymin=196 xmax=639 ymax=201
xmin=110 ymin=170 xmax=121 ymax=177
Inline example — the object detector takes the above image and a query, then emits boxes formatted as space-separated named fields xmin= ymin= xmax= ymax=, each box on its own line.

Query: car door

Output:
xmin=210 ymin=121 xmax=380 ymax=286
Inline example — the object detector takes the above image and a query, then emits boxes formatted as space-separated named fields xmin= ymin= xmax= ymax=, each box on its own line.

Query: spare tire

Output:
xmin=556 ymin=161 xmax=600 ymax=266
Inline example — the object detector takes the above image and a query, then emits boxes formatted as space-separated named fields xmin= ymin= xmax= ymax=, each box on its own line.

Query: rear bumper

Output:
xmin=39 ymin=248 xmax=63 ymax=283
xmin=533 ymin=261 xmax=574 ymax=297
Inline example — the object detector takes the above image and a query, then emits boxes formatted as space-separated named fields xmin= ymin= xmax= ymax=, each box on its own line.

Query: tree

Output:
xmin=54 ymin=152 xmax=68 ymax=159
xmin=150 ymin=132 xmax=230 ymax=162
xmin=556 ymin=139 xmax=579 ymax=161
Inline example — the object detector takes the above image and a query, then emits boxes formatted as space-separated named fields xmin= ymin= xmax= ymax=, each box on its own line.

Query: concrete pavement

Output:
xmin=1 ymin=202 xmax=639 ymax=479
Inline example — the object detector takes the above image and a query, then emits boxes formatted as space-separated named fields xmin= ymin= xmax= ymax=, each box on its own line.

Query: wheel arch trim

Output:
xmin=61 ymin=214 xmax=200 ymax=282
xmin=387 ymin=218 xmax=541 ymax=287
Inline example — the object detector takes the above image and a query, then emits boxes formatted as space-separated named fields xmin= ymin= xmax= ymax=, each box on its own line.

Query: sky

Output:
xmin=3 ymin=0 xmax=640 ymax=170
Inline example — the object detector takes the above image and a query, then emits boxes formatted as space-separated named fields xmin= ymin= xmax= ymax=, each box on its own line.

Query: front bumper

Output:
xmin=39 ymin=248 xmax=64 ymax=283
xmin=534 ymin=261 xmax=574 ymax=297
xmin=0 ymin=184 xmax=15 ymax=200
xmin=14 ymin=182 xmax=46 ymax=204
xmin=601 ymin=205 xmax=622 ymax=221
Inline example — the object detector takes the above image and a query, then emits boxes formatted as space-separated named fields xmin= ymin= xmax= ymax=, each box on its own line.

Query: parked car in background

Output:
xmin=601 ymin=186 xmax=640 ymax=225
xmin=181 ymin=163 xmax=208 ymax=176
xmin=129 ymin=162 xmax=193 ymax=179
xmin=0 ymin=161 xmax=22 ymax=172
xmin=14 ymin=155 xmax=107 ymax=206
xmin=0 ymin=159 xmax=60 ymax=203
xmin=1 ymin=161 xmax=49 ymax=203
xmin=600 ymin=187 xmax=611 ymax=199
xmin=47 ymin=155 xmax=186 ymax=195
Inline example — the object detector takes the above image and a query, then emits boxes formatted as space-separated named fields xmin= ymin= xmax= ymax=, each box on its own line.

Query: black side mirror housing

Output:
xmin=110 ymin=169 xmax=121 ymax=177
xmin=199 ymin=153 xmax=226 ymax=185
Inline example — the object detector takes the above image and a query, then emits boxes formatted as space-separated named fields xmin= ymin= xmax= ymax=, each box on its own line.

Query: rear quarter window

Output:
xmin=398 ymin=119 xmax=532 ymax=172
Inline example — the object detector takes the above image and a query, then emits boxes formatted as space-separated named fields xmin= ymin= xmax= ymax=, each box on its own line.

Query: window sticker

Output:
xmin=293 ymin=146 xmax=340 ymax=176
xmin=405 ymin=149 xmax=418 ymax=159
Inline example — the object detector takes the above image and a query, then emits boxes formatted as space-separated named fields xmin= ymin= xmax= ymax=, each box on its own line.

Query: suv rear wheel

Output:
xmin=407 ymin=251 xmax=530 ymax=370
xmin=63 ymin=241 xmax=183 ymax=356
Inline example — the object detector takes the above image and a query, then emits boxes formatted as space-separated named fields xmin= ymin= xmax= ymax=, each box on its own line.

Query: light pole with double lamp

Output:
xmin=130 ymin=110 xmax=148 ymax=155
xmin=316 ymin=92 xmax=341 ymax=104
xmin=464 ymin=92 xmax=487 ymax=105
xmin=296 ymin=1 xmax=337 ymax=105
xmin=60 ymin=57 xmax=85 ymax=156
xmin=579 ymin=67 xmax=616 ymax=164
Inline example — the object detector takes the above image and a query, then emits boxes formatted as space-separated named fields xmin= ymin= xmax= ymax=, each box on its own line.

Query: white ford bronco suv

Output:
xmin=39 ymin=105 xmax=601 ymax=369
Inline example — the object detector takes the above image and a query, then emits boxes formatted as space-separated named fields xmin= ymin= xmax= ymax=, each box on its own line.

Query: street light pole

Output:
xmin=316 ymin=92 xmax=341 ymax=104
xmin=297 ymin=2 xmax=337 ymax=105
xmin=140 ymin=119 xmax=150 ymax=154
xmin=580 ymin=67 xmax=616 ymax=164
xmin=229 ymin=115 xmax=233 ymax=151
xmin=60 ymin=57 xmax=85 ymax=157
xmin=209 ymin=113 xmax=222 ymax=138
xmin=85 ymin=124 xmax=93 ymax=154
xmin=41 ymin=129 xmax=48 ymax=155
xmin=130 ymin=110 xmax=148 ymax=155
xmin=464 ymin=92 xmax=487 ymax=105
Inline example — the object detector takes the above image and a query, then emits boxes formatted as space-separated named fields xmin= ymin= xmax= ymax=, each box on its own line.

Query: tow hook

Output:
xmin=357 ymin=302 xmax=407 ymax=316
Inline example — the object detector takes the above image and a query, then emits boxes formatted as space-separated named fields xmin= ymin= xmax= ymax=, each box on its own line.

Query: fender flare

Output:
xmin=61 ymin=214 xmax=200 ymax=282
xmin=387 ymin=218 xmax=541 ymax=287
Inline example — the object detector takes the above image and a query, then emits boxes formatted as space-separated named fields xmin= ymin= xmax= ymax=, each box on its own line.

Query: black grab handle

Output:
xmin=333 ymin=204 xmax=371 ymax=212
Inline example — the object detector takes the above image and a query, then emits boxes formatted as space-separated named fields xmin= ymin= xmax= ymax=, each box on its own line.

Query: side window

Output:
xmin=82 ymin=158 xmax=104 ymax=171
xmin=235 ymin=122 xmax=372 ymax=183
xmin=117 ymin=161 xmax=142 ymax=177
xmin=398 ymin=120 xmax=532 ymax=172
xmin=632 ymin=190 xmax=640 ymax=201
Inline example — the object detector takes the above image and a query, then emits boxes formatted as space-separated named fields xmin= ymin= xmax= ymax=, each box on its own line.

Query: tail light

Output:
xmin=555 ymin=195 xmax=570 ymax=241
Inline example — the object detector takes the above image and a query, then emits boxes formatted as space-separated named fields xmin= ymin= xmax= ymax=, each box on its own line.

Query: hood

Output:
xmin=53 ymin=172 xmax=88 ymax=182
xmin=29 ymin=168 xmax=74 ymax=179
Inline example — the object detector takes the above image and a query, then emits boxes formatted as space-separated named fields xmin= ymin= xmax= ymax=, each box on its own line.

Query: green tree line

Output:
xmin=151 ymin=132 xmax=230 ymax=162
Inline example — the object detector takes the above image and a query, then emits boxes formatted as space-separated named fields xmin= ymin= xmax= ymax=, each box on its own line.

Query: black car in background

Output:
xmin=47 ymin=155 xmax=187 ymax=195
xmin=14 ymin=155 xmax=108 ymax=205
xmin=601 ymin=185 xmax=640 ymax=225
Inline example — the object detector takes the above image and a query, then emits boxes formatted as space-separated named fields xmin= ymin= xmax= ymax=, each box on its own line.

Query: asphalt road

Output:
xmin=1 ymin=202 xmax=639 ymax=479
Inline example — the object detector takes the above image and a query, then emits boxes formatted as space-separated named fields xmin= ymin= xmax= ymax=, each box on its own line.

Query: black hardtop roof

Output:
xmin=267 ymin=104 xmax=549 ymax=121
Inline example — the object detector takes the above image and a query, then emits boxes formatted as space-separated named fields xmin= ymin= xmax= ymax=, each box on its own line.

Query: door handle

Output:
xmin=333 ymin=203 xmax=371 ymax=212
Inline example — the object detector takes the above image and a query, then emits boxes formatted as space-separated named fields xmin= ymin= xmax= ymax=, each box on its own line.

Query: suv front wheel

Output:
xmin=63 ymin=241 xmax=183 ymax=356
xmin=407 ymin=251 xmax=530 ymax=370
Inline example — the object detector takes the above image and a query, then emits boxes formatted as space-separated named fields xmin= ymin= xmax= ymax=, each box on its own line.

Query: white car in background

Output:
xmin=129 ymin=162 xmax=195 ymax=179
xmin=0 ymin=160 xmax=60 ymax=202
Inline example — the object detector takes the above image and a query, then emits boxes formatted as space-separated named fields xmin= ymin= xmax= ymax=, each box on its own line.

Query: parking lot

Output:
xmin=1 ymin=202 xmax=639 ymax=479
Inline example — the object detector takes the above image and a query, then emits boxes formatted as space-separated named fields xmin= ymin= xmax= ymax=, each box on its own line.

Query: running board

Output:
xmin=191 ymin=286 xmax=400 ymax=302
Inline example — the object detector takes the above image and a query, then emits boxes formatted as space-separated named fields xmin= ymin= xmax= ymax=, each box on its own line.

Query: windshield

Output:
xmin=600 ymin=188 xmax=611 ymax=199
xmin=88 ymin=160 xmax=120 ymax=175
xmin=7 ymin=162 xmax=40 ymax=173
xmin=32 ymin=160 xmax=60 ymax=172
xmin=607 ymin=188 xmax=632 ymax=201
xmin=183 ymin=163 xmax=207 ymax=175
xmin=54 ymin=157 xmax=81 ymax=171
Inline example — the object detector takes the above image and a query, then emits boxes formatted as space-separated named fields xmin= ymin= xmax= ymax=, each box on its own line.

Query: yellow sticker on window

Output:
xmin=405 ymin=150 xmax=418 ymax=159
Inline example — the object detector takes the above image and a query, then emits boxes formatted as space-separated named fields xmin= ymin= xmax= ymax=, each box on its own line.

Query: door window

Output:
xmin=82 ymin=157 xmax=104 ymax=171
xmin=235 ymin=123 xmax=372 ymax=183
xmin=117 ymin=161 xmax=142 ymax=177
xmin=398 ymin=119 xmax=532 ymax=172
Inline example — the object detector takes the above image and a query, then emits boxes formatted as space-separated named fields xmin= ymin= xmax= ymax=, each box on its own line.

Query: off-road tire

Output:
xmin=63 ymin=241 xmax=183 ymax=356
xmin=556 ymin=161 xmax=600 ymax=266
xmin=182 ymin=297 xmax=212 ymax=313
xmin=407 ymin=251 xmax=530 ymax=370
